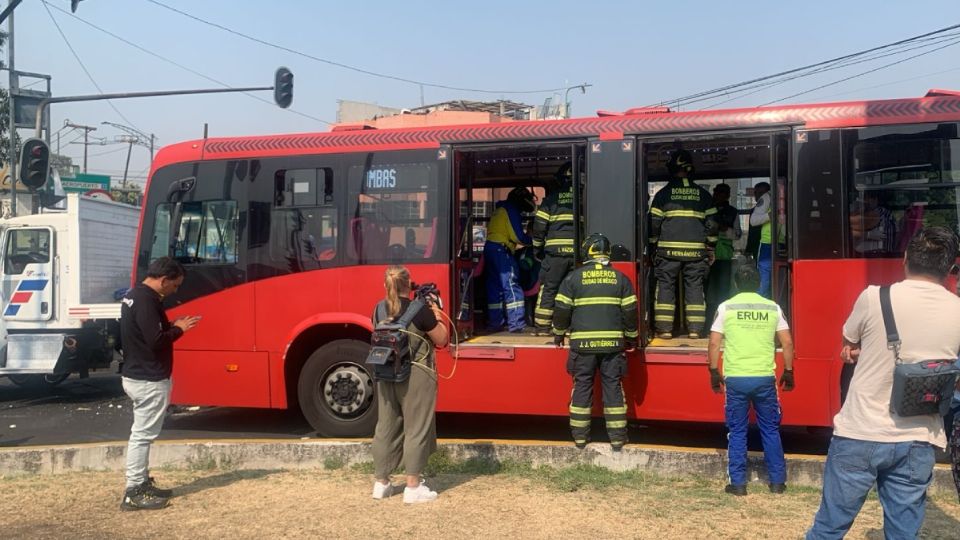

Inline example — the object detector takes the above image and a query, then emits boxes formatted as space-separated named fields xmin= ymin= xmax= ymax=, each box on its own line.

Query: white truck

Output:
xmin=0 ymin=193 xmax=138 ymax=386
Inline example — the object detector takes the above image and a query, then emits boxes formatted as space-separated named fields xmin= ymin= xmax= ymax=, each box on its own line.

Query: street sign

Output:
xmin=61 ymin=173 xmax=111 ymax=193
xmin=13 ymin=88 xmax=51 ymax=129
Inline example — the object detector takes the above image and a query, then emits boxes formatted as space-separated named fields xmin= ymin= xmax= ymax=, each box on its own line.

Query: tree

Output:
xmin=0 ymin=29 xmax=20 ymax=168
xmin=50 ymin=153 xmax=77 ymax=177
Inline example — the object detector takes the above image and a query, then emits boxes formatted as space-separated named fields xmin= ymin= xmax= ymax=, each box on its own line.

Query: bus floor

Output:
xmin=647 ymin=336 xmax=709 ymax=351
xmin=463 ymin=330 xmax=556 ymax=347
xmin=461 ymin=333 xmax=710 ymax=350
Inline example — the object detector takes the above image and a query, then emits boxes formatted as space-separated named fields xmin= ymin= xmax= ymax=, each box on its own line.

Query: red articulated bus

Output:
xmin=136 ymin=89 xmax=960 ymax=436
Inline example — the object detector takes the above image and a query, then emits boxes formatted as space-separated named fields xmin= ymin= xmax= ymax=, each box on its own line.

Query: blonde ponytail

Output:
xmin=384 ymin=266 xmax=411 ymax=319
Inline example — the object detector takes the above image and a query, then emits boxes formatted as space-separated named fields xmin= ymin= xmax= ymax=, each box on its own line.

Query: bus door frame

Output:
xmin=635 ymin=126 xmax=797 ymax=344
xmin=449 ymin=140 xmax=587 ymax=341
xmin=583 ymin=135 xmax=639 ymax=322
xmin=770 ymin=132 xmax=793 ymax=314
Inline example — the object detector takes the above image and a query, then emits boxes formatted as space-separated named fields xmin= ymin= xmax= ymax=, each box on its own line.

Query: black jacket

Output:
xmin=531 ymin=183 xmax=575 ymax=257
xmin=120 ymin=284 xmax=183 ymax=381
xmin=649 ymin=177 xmax=719 ymax=260
xmin=552 ymin=261 xmax=639 ymax=353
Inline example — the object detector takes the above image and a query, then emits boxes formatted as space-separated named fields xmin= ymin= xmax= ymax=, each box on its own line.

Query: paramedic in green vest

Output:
xmin=749 ymin=182 xmax=773 ymax=298
xmin=708 ymin=265 xmax=795 ymax=496
xmin=706 ymin=183 xmax=741 ymax=326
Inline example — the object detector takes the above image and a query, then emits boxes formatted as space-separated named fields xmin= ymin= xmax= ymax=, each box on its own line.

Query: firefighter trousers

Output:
xmin=534 ymin=254 xmax=574 ymax=328
xmin=653 ymin=256 xmax=710 ymax=334
xmin=567 ymin=350 xmax=628 ymax=447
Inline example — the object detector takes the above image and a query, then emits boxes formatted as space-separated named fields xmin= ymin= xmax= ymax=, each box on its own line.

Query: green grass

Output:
xmin=323 ymin=456 xmax=345 ymax=470
xmin=418 ymin=449 xmax=730 ymax=493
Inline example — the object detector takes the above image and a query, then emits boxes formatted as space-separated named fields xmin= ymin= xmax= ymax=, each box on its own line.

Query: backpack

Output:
xmin=365 ymin=299 xmax=426 ymax=383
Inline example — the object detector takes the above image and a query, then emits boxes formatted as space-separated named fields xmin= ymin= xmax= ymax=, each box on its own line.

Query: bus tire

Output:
xmin=297 ymin=339 xmax=377 ymax=438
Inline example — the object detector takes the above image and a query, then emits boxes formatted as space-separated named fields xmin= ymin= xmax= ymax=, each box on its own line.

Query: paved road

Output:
xmin=0 ymin=371 xmax=833 ymax=454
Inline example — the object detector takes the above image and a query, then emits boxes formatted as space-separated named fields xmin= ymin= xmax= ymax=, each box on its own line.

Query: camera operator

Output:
xmin=371 ymin=266 xmax=448 ymax=504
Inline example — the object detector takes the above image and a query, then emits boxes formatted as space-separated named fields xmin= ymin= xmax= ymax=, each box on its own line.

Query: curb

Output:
xmin=0 ymin=439 xmax=956 ymax=495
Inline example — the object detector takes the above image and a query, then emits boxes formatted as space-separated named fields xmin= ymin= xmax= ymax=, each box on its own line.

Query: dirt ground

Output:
xmin=2 ymin=467 xmax=960 ymax=539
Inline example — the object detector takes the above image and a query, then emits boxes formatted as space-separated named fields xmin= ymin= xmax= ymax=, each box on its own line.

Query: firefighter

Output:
xmin=531 ymin=162 xmax=576 ymax=331
xmin=484 ymin=187 xmax=536 ymax=332
xmin=552 ymin=233 xmax=639 ymax=450
xmin=648 ymin=149 xmax=718 ymax=339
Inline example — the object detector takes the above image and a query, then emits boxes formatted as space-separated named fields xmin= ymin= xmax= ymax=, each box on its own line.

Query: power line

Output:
xmin=761 ymin=36 xmax=960 ymax=105
xmin=41 ymin=1 xmax=142 ymax=132
xmin=699 ymin=31 xmax=960 ymax=110
xmin=812 ymin=65 xmax=960 ymax=101
xmin=654 ymin=22 xmax=960 ymax=109
xmin=145 ymin=0 xmax=573 ymax=95
xmin=44 ymin=1 xmax=332 ymax=125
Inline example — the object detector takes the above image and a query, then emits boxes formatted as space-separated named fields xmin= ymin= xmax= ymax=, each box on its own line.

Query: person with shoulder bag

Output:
xmin=807 ymin=227 xmax=960 ymax=539
xmin=368 ymin=266 xmax=448 ymax=504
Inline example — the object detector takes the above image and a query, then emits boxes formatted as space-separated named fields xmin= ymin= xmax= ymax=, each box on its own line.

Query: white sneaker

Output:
xmin=372 ymin=481 xmax=397 ymax=500
xmin=402 ymin=481 xmax=438 ymax=504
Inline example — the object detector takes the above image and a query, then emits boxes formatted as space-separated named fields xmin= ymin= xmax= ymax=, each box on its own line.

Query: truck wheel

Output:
xmin=297 ymin=339 xmax=377 ymax=438
xmin=8 ymin=373 xmax=69 ymax=387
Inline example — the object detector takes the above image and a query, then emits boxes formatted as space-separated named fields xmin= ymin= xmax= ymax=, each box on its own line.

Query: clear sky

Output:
xmin=7 ymin=0 xmax=960 ymax=185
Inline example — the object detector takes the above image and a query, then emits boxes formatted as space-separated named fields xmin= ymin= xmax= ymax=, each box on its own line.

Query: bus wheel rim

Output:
xmin=320 ymin=363 xmax=373 ymax=418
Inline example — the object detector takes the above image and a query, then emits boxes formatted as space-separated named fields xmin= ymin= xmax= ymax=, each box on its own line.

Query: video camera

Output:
xmin=412 ymin=282 xmax=442 ymax=309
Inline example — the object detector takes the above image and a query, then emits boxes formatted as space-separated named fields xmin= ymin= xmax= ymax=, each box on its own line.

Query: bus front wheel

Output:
xmin=297 ymin=339 xmax=377 ymax=438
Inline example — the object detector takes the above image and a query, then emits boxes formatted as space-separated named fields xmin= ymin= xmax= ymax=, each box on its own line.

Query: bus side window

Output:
xmin=347 ymin=158 xmax=444 ymax=265
xmin=846 ymin=123 xmax=960 ymax=258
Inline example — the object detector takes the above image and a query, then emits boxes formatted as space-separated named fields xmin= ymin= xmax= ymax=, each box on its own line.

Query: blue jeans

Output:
xmin=807 ymin=436 xmax=935 ymax=540
xmin=757 ymin=243 xmax=772 ymax=298
xmin=725 ymin=376 xmax=785 ymax=486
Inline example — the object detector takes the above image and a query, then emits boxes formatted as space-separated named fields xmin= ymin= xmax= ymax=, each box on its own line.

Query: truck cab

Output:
xmin=0 ymin=193 xmax=138 ymax=386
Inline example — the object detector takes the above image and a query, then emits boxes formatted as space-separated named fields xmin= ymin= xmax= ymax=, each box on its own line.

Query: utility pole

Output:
xmin=101 ymin=120 xmax=155 ymax=162
xmin=65 ymin=121 xmax=97 ymax=173
xmin=7 ymin=0 xmax=16 ymax=217
xmin=119 ymin=135 xmax=134 ymax=186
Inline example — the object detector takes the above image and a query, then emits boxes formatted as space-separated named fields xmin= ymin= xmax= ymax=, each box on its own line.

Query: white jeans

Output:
xmin=122 ymin=377 xmax=171 ymax=489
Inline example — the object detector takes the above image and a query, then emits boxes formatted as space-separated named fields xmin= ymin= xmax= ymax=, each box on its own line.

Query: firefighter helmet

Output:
xmin=666 ymin=149 xmax=694 ymax=176
xmin=507 ymin=186 xmax=536 ymax=212
xmin=582 ymin=233 xmax=612 ymax=260
xmin=555 ymin=161 xmax=573 ymax=182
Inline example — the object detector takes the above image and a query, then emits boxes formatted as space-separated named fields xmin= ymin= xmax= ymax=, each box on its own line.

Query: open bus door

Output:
xmin=771 ymin=132 xmax=791 ymax=314
xmin=584 ymin=136 xmax=639 ymax=323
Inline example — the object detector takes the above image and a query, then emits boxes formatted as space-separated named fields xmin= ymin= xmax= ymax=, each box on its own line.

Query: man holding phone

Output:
xmin=119 ymin=257 xmax=200 ymax=511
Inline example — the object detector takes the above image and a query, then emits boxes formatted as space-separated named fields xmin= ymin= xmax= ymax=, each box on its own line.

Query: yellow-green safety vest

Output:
xmin=720 ymin=292 xmax=781 ymax=377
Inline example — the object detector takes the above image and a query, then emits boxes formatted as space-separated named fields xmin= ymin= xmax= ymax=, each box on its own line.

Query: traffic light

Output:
xmin=19 ymin=138 xmax=50 ymax=191
xmin=274 ymin=67 xmax=293 ymax=109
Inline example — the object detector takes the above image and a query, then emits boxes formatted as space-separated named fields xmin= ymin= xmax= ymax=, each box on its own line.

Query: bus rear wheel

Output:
xmin=297 ymin=339 xmax=377 ymax=438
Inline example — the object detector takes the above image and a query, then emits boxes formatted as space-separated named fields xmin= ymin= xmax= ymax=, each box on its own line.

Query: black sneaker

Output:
xmin=769 ymin=483 xmax=786 ymax=494
xmin=724 ymin=484 xmax=747 ymax=496
xmin=143 ymin=477 xmax=173 ymax=498
xmin=120 ymin=486 xmax=169 ymax=511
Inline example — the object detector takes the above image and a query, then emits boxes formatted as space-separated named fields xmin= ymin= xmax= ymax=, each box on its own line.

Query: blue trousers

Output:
xmin=725 ymin=376 xmax=786 ymax=486
xmin=807 ymin=436 xmax=935 ymax=540
xmin=483 ymin=242 xmax=525 ymax=332
xmin=757 ymin=243 xmax=772 ymax=298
